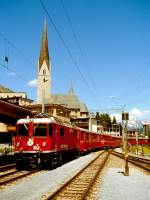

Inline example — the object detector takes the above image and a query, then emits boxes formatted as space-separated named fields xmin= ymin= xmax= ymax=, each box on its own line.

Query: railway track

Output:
xmin=0 ymin=168 xmax=18 ymax=179
xmin=0 ymin=168 xmax=39 ymax=186
xmin=44 ymin=150 xmax=111 ymax=200
xmin=112 ymin=151 xmax=150 ymax=172
xmin=0 ymin=163 xmax=16 ymax=172
xmin=0 ymin=163 xmax=18 ymax=180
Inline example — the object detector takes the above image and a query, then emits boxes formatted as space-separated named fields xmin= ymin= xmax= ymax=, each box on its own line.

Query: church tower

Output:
xmin=37 ymin=18 xmax=51 ymax=104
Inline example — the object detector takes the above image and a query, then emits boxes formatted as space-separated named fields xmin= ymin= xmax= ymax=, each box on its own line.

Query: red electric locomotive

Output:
xmin=14 ymin=116 xmax=80 ymax=169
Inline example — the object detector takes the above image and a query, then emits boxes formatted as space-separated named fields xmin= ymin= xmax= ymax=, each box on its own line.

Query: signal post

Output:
xmin=122 ymin=112 xmax=129 ymax=176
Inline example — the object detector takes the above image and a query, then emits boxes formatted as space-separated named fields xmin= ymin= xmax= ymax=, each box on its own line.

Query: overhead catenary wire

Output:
xmin=4 ymin=37 xmax=9 ymax=66
xmin=0 ymin=31 xmax=36 ymax=72
xmin=60 ymin=0 xmax=96 ymax=88
xmin=40 ymin=0 xmax=98 ymax=99
xmin=125 ymin=91 xmax=150 ymax=108
xmin=0 ymin=31 xmax=37 ymax=87
xmin=0 ymin=62 xmax=28 ymax=83
xmin=125 ymin=62 xmax=150 ymax=105
xmin=112 ymin=61 xmax=150 ymax=109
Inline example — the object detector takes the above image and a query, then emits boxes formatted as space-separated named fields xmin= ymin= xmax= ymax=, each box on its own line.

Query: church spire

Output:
xmin=37 ymin=18 xmax=51 ymax=104
xmin=68 ymin=82 xmax=74 ymax=95
xmin=39 ymin=17 xmax=49 ymax=70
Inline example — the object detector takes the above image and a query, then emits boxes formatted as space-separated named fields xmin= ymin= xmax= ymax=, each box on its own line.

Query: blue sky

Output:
xmin=0 ymin=0 xmax=150 ymax=120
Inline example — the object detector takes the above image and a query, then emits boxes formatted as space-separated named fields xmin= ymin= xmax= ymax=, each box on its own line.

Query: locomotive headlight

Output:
xmin=42 ymin=141 xmax=47 ymax=147
xmin=33 ymin=144 xmax=40 ymax=151
xmin=16 ymin=141 xmax=20 ymax=147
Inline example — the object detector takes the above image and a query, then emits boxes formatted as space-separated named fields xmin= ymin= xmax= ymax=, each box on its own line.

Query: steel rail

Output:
xmin=81 ymin=150 xmax=111 ymax=199
xmin=0 ymin=163 xmax=16 ymax=171
xmin=112 ymin=151 xmax=150 ymax=172
xmin=127 ymin=156 xmax=150 ymax=164
xmin=45 ymin=150 xmax=110 ymax=200
xmin=0 ymin=169 xmax=39 ymax=186
xmin=0 ymin=169 xmax=18 ymax=179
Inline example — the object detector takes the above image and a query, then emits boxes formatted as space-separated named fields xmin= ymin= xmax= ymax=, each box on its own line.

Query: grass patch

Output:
xmin=129 ymin=145 xmax=150 ymax=156
xmin=0 ymin=144 xmax=13 ymax=155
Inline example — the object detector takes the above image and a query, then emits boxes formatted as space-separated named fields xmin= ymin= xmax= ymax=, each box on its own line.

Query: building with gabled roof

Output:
xmin=0 ymin=85 xmax=14 ymax=93
xmin=0 ymin=84 xmax=33 ymax=106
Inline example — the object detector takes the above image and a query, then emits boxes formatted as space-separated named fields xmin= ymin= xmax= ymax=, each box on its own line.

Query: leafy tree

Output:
xmin=96 ymin=113 xmax=112 ymax=130
xmin=95 ymin=112 xmax=101 ymax=120
xmin=112 ymin=116 xmax=117 ymax=125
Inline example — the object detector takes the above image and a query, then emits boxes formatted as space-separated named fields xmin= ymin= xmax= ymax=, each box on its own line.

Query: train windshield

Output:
xmin=18 ymin=123 xmax=29 ymax=136
xmin=34 ymin=123 xmax=47 ymax=136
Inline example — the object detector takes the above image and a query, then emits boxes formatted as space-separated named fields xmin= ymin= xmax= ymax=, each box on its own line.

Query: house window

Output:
xmin=43 ymin=69 xmax=46 ymax=75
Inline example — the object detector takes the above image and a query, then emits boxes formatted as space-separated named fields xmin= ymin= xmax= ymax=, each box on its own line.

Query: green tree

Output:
xmin=97 ymin=113 xmax=112 ymax=130
xmin=112 ymin=116 xmax=117 ymax=125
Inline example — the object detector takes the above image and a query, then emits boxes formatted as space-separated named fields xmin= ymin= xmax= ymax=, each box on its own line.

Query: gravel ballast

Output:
xmin=96 ymin=154 xmax=150 ymax=200
xmin=0 ymin=151 xmax=149 ymax=200
xmin=0 ymin=151 xmax=100 ymax=200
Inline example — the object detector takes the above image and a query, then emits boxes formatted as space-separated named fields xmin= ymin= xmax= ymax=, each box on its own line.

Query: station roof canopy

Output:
xmin=0 ymin=99 xmax=33 ymax=124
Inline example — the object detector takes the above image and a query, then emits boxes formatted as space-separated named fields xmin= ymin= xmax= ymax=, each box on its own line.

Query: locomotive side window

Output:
xmin=81 ymin=132 xmax=84 ymax=140
xmin=18 ymin=124 xmax=29 ymax=136
xmin=34 ymin=124 xmax=47 ymax=136
xmin=60 ymin=127 xmax=64 ymax=137
xmin=85 ymin=134 xmax=89 ymax=140
xmin=48 ymin=124 xmax=53 ymax=136
xmin=73 ymin=129 xmax=77 ymax=137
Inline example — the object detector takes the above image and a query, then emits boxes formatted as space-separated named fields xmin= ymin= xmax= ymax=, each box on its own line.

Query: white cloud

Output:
xmin=129 ymin=108 xmax=144 ymax=118
xmin=110 ymin=108 xmax=150 ymax=122
xmin=129 ymin=108 xmax=150 ymax=120
xmin=109 ymin=95 xmax=115 ymax=99
xmin=143 ymin=110 xmax=150 ymax=115
xmin=9 ymin=72 xmax=15 ymax=76
xmin=27 ymin=79 xmax=37 ymax=87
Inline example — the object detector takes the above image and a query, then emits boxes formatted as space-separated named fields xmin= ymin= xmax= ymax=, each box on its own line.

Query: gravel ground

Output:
xmin=0 ymin=151 xmax=100 ymax=200
xmin=95 ymin=154 xmax=150 ymax=200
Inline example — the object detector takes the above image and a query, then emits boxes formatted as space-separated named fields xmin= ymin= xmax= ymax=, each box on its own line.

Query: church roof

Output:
xmin=50 ymin=93 xmax=88 ymax=112
xmin=39 ymin=18 xmax=49 ymax=71
xmin=0 ymin=85 xmax=14 ymax=93
xmin=50 ymin=94 xmax=79 ymax=108
xmin=80 ymin=103 xmax=88 ymax=112
xmin=48 ymin=83 xmax=88 ymax=112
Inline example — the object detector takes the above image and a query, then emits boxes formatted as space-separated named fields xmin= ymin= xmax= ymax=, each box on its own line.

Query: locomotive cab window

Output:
xmin=18 ymin=124 xmax=29 ymax=136
xmin=48 ymin=124 xmax=53 ymax=136
xmin=34 ymin=124 xmax=47 ymax=136
xmin=60 ymin=127 xmax=65 ymax=137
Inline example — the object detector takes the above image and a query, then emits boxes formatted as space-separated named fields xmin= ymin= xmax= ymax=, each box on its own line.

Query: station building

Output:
xmin=0 ymin=85 xmax=33 ymax=106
